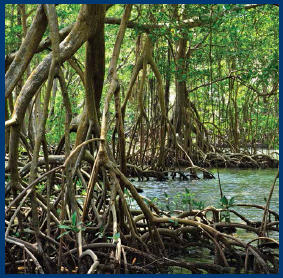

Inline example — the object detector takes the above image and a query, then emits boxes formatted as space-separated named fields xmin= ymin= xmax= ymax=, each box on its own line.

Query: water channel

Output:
xmin=131 ymin=168 xmax=279 ymax=273
xmin=77 ymin=168 xmax=278 ymax=272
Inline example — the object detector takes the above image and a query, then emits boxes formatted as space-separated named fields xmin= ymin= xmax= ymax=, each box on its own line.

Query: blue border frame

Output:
xmin=3 ymin=2 xmax=280 ymax=276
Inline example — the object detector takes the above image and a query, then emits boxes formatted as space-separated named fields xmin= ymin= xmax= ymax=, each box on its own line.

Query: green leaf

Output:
xmin=13 ymin=232 xmax=20 ymax=238
xmin=57 ymin=231 xmax=71 ymax=239
xmin=71 ymin=212 xmax=77 ymax=226
xmin=220 ymin=196 xmax=228 ymax=206
xmin=58 ymin=224 xmax=72 ymax=230
xmin=229 ymin=196 xmax=235 ymax=206
xmin=114 ymin=232 xmax=120 ymax=240
xmin=108 ymin=232 xmax=121 ymax=241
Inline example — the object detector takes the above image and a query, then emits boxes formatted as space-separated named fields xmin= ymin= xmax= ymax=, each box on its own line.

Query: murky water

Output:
xmin=132 ymin=168 xmax=279 ymax=242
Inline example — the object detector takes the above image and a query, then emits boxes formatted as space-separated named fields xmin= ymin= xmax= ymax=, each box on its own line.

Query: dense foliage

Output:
xmin=5 ymin=4 xmax=279 ymax=151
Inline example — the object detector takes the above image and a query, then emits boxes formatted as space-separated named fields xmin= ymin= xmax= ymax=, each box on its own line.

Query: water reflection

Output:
xmin=132 ymin=168 xmax=279 ymax=241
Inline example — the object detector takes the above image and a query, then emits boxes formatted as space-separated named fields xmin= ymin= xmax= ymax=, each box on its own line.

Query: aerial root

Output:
xmin=5 ymin=152 xmax=279 ymax=274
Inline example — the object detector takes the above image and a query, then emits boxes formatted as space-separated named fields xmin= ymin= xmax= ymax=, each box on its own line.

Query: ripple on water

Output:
xmin=132 ymin=168 xmax=279 ymax=242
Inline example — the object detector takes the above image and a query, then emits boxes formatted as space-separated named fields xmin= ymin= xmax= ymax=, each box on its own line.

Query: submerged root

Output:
xmin=5 ymin=137 xmax=279 ymax=274
xmin=5 ymin=156 xmax=279 ymax=274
